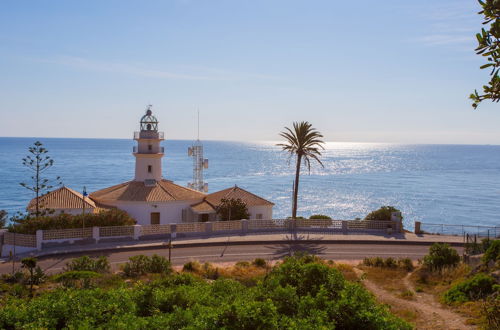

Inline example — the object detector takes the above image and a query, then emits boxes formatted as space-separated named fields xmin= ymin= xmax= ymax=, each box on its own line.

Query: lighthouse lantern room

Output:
xmin=133 ymin=105 xmax=165 ymax=185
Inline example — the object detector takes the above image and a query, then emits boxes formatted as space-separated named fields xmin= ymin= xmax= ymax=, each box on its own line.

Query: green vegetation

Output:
xmin=483 ymin=239 xmax=500 ymax=264
xmin=0 ymin=254 xmax=411 ymax=329
xmin=122 ymin=254 xmax=172 ymax=277
xmin=363 ymin=257 xmax=414 ymax=271
xmin=65 ymin=256 xmax=111 ymax=273
xmin=364 ymin=206 xmax=401 ymax=221
xmin=277 ymin=121 xmax=325 ymax=219
xmin=216 ymin=198 xmax=250 ymax=221
xmin=471 ymin=0 xmax=500 ymax=108
xmin=309 ymin=214 xmax=331 ymax=219
xmin=9 ymin=209 xmax=136 ymax=234
xmin=410 ymin=241 xmax=500 ymax=328
xmin=19 ymin=141 xmax=62 ymax=217
xmin=0 ymin=210 xmax=7 ymax=228
xmin=443 ymin=273 xmax=498 ymax=304
xmin=423 ymin=243 xmax=460 ymax=271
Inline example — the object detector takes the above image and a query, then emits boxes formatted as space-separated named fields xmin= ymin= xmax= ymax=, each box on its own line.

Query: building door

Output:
xmin=150 ymin=212 xmax=160 ymax=225
xmin=200 ymin=214 xmax=209 ymax=222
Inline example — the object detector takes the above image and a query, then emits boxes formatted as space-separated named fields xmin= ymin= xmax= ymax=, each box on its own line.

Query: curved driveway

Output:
xmin=0 ymin=242 xmax=463 ymax=275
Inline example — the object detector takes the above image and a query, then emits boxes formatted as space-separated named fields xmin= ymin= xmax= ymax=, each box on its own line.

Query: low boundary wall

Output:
xmin=1 ymin=218 xmax=402 ymax=257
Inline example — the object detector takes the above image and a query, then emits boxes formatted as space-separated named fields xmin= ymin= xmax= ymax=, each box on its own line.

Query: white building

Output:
xmin=28 ymin=107 xmax=274 ymax=225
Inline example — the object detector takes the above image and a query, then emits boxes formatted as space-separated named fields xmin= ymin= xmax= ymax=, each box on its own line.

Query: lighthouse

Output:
xmin=133 ymin=105 xmax=165 ymax=185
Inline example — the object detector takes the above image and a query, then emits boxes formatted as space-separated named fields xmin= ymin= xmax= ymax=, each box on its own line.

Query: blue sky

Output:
xmin=1 ymin=0 xmax=499 ymax=144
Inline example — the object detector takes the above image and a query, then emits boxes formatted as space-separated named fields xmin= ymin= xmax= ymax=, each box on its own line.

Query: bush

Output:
xmin=9 ymin=209 xmax=136 ymax=234
xmin=309 ymin=214 xmax=331 ymax=219
xmin=398 ymin=258 xmax=414 ymax=271
xmin=384 ymin=257 xmax=397 ymax=268
xmin=363 ymin=257 xmax=413 ymax=271
xmin=483 ymin=240 xmax=500 ymax=264
xmin=443 ymin=273 xmax=497 ymax=303
xmin=252 ymin=258 xmax=267 ymax=268
xmin=123 ymin=255 xmax=172 ymax=277
xmin=0 ymin=255 xmax=412 ymax=329
xmin=235 ymin=261 xmax=250 ymax=268
xmin=65 ymin=256 xmax=110 ymax=273
xmin=423 ymin=243 xmax=460 ymax=271
xmin=364 ymin=206 xmax=401 ymax=221
xmin=54 ymin=271 xmax=100 ymax=288
xmin=182 ymin=261 xmax=201 ymax=273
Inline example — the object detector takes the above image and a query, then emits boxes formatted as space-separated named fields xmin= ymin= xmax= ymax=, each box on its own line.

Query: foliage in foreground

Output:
xmin=443 ymin=273 xmax=499 ymax=304
xmin=470 ymin=0 xmax=500 ymax=108
xmin=9 ymin=209 xmax=136 ymax=234
xmin=0 ymin=255 xmax=411 ymax=329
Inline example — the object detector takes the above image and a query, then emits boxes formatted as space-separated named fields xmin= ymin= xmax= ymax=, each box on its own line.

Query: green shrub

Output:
xmin=398 ymin=258 xmax=414 ymax=271
xmin=483 ymin=240 xmax=500 ymax=264
xmin=54 ymin=271 xmax=100 ymax=288
xmin=149 ymin=254 xmax=172 ymax=274
xmin=252 ymin=258 xmax=267 ymax=268
xmin=235 ymin=261 xmax=250 ymax=268
xmin=364 ymin=206 xmax=401 ymax=221
xmin=9 ymin=209 xmax=136 ymax=234
xmin=384 ymin=257 xmax=397 ymax=268
xmin=423 ymin=243 xmax=460 ymax=271
xmin=122 ymin=255 xmax=171 ymax=277
xmin=0 ymin=255 xmax=412 ymax=329
xmin=65 ymin=256 xmax=110 ymax=273
xmin=182 ymin=261 xmax=201 ymax=273
xmin=309 ymin=214 xmax=332 ymax=219
xmin=444 ymin=273 xmax=497 ymax=303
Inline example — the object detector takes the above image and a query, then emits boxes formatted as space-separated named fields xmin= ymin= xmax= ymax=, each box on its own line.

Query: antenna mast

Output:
xmin=188 ymin=109 xmax=208 ymax=192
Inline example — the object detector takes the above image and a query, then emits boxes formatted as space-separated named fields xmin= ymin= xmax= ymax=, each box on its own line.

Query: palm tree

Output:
xmin=277 ymin=121 xmax=325 ymax=219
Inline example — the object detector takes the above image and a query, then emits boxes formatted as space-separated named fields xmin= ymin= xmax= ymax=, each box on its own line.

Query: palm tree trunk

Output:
xmin=292 ymin=154 xmax=302 ymax=219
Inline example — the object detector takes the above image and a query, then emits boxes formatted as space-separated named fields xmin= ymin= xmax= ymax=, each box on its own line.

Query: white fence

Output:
xmin=1 ymin=218 xmax=402 ymax=257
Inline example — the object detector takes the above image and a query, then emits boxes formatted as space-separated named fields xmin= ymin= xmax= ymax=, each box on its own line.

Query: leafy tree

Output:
xmin=277 ymin=121 xmax=325 ymax=219
xmin=0 ymin=210 xmax=7 ymax=228
xmin=20 ymin=141 xmax=62 ymax=216
xmin=471 ymin=0 xmax=500 ymax=108
xmin=21 ymin=257 xmax=37 ymax=297
xmin=364 ymin=206 xmax=401 ymax=221
xmin=216 ymin=198 xmax=250 ymax=221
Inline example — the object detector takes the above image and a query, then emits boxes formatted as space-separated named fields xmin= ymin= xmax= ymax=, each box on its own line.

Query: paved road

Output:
xmin=0 ymin=242 xmax=464 ymax=275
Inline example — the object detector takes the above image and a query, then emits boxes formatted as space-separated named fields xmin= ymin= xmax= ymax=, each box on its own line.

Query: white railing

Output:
xmin=1 ymin=219 xmax=403 ymax=257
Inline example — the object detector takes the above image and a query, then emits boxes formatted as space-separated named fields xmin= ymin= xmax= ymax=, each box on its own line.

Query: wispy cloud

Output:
xmin=37 ymin=55 xmax=281 ymax=81
xmin=416 ymin=34 xmax=473 ymax=46
xmin=413 ymin=1 xmax=480 ymax=48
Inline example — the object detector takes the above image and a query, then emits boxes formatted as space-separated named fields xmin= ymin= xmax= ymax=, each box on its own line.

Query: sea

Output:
xmin=1 ymin=137 xmax=500 ymax=230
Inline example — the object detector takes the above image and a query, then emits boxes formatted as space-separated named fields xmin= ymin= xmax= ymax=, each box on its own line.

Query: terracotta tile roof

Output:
xmin=90 ymin=180 xmax=205 ymax=202
xmin=190 ymin=201 xmax=216 ymax=213
xmin=27 ymin=186 xmax=96 ymax=211
xmin=204 ymin=185 xmax=274 ymax=207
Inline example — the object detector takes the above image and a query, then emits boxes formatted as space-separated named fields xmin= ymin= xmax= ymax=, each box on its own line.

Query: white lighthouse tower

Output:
xmin=133 ymin=105 xmax=165 ymax=186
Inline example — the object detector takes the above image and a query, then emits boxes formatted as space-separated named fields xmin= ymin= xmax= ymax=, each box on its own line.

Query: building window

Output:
xmin=256 ymin=213 xmax=263 ymax=219
xmin=148 ymin=144 xmax=152 ymax=151
xmin=150 ymin=212 xmax=160 ymax=225
xmin=148 ymin=165 xmax=152 ymax=173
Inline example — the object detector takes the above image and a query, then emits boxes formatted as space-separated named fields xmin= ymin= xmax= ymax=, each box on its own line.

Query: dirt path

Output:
xmin=353 ymin=268 xmax=475 ymax=330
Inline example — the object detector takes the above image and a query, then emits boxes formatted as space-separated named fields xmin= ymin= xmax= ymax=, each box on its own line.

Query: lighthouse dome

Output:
xmin=140 ymin=106 xmax=159 ymax=131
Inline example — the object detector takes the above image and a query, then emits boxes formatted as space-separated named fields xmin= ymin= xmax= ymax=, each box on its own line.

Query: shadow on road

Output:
xmin=265 ymin=233 xmax=327 ymax=260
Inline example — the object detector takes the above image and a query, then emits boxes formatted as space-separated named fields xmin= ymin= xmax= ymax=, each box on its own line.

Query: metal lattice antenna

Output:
xmin=188 ymin=109 xmax=208 ymax=192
